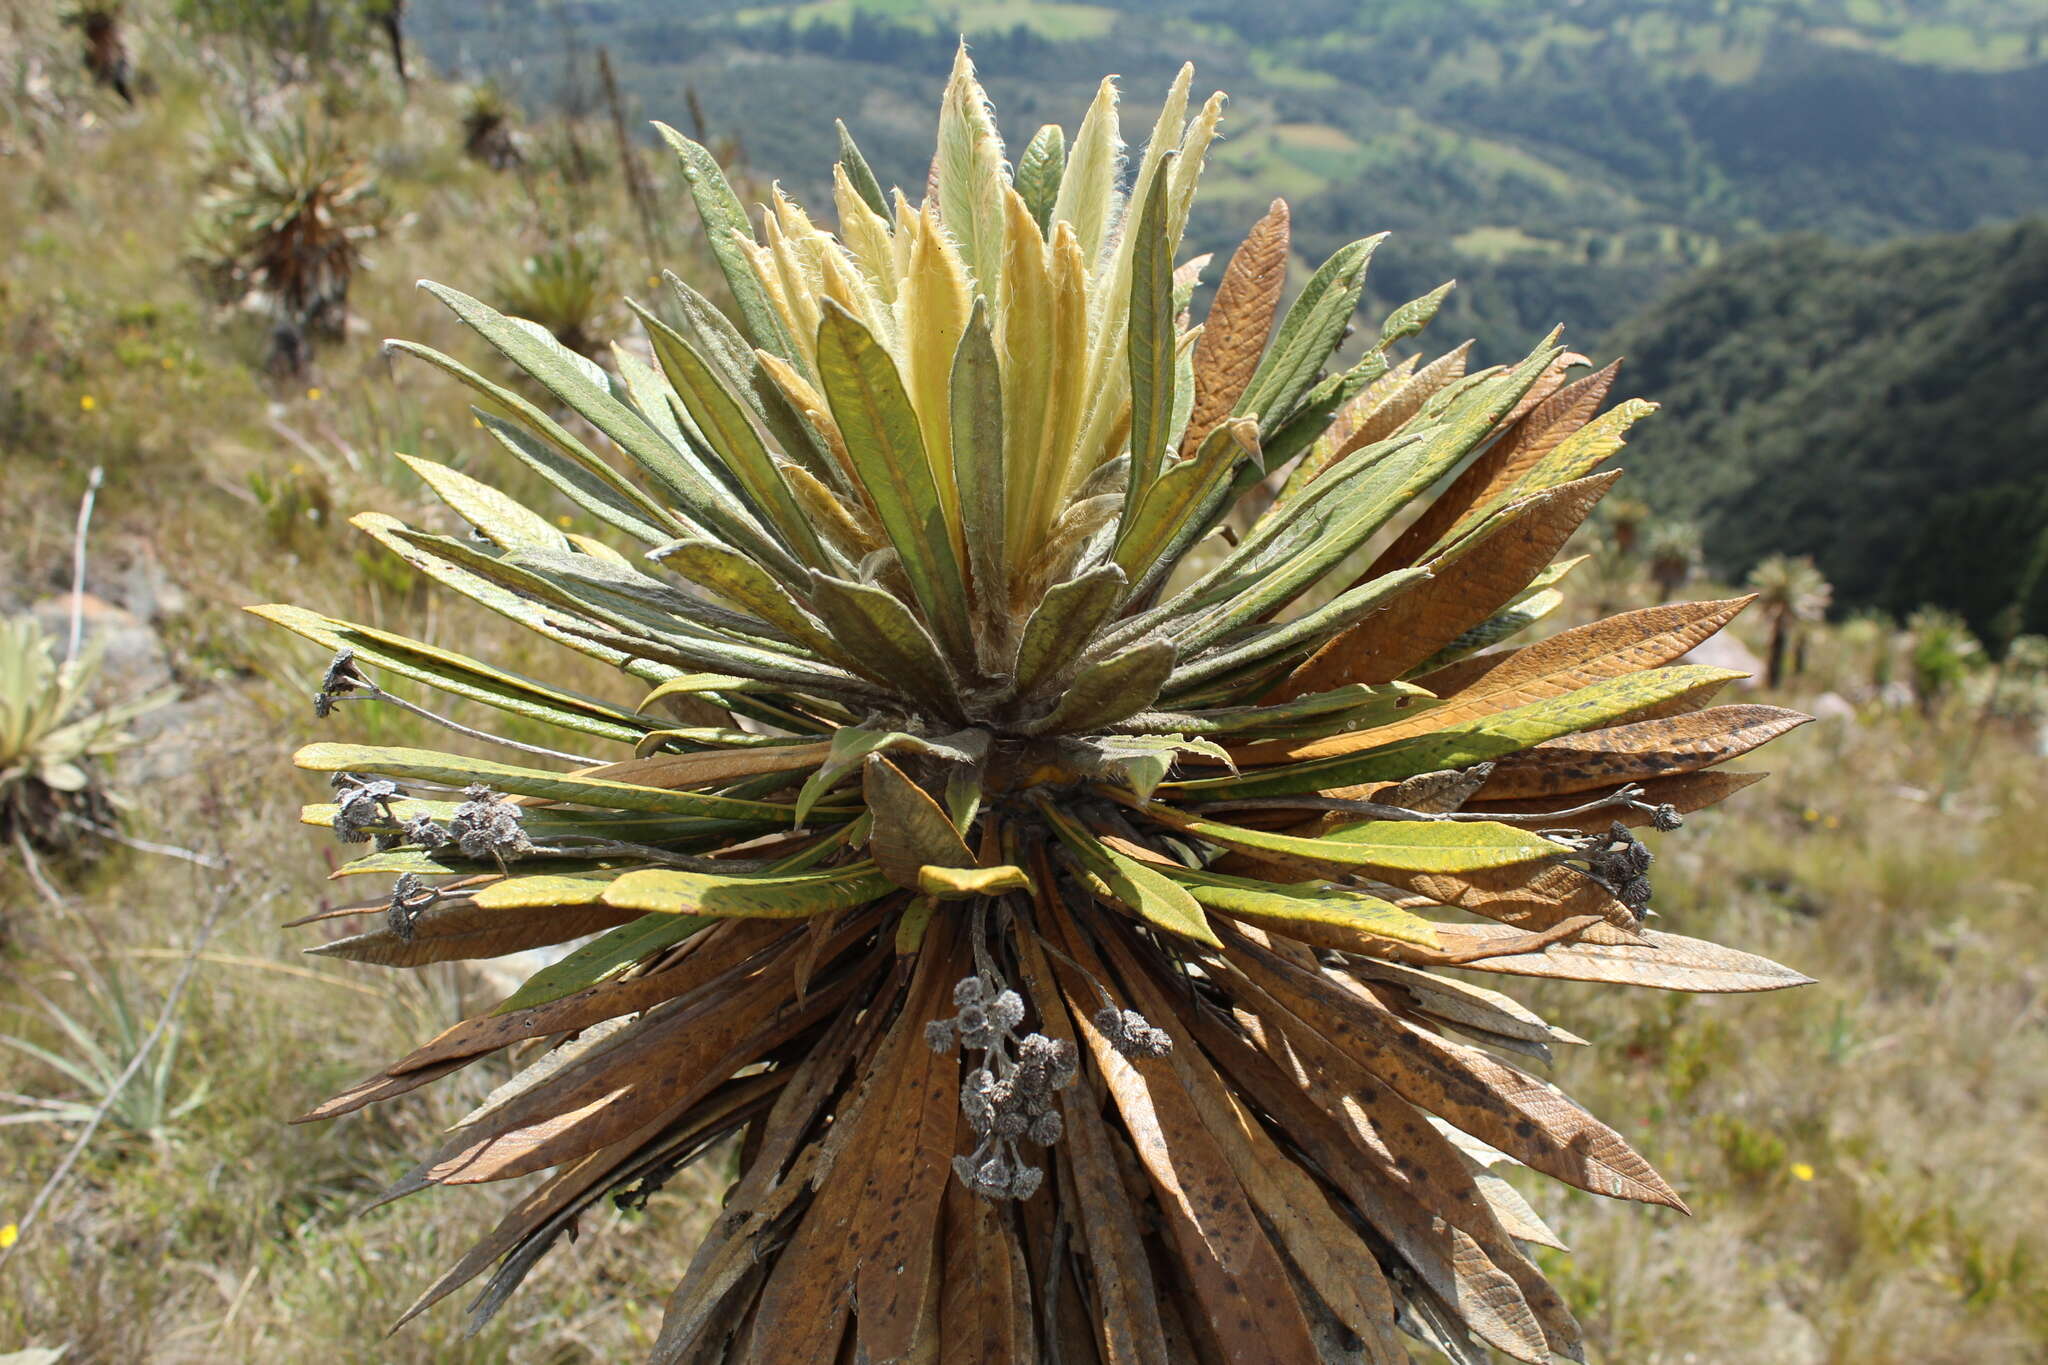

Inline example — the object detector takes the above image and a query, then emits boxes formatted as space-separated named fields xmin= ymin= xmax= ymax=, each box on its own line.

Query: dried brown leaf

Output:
xmin=1278 ymin=471 xmax=1621 ymax=699
xmin=1471 ymin=769 xmax=1767 ymax=834
xmin=1474 ymin=705 xmax=1810 ymax=799
xmin=1361 ymin=359 xmax=1615 ymax=580
xmin=307 ymin=902 xmax=641 ymax=968
xmin=1044 ymin=902 xmax=1323 ymax=1362
xmin=1445 ymin=926 xmax=1815 ymax=993
xmin=1222 ymin=923 xmax=1686 ymax=1211
xmin=1183 ymin=199 xmax=1289 ymax=452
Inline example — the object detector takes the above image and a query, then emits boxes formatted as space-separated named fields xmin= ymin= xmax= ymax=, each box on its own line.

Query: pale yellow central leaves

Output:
xmin=725 ymin=46 xmax=1222 ymax=611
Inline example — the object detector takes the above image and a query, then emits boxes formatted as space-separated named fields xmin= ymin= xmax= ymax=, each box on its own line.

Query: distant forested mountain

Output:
xmin=409 ymin=0 xmax=2048 ymax=362
xmin=1610 ymin=219 xmax=2048 ymax=639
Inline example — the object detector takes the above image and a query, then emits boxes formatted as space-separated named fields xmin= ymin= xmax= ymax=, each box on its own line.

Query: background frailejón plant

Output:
xmin=260 ymin=51 xmax=1812 ymax=1363
xmin=1 ymin=614 xmax=171 ymax=857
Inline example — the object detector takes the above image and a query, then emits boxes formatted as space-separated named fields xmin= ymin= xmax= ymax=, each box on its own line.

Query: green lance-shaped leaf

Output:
xmin=936 ymin=43 xmax=1008 ymax=293
xmin=249 ymin=604 xmax=649 ymax=746
xmin=1024 ymin=638 xmax=1176 ymax=736
xmin=1166 ymin=566 xmax=1428 ymax=695
xmin=1163 ymin=811 xmax=1561 ymax=878
xmin=864 ymin=754 xmax=977 ymax=890
xmin=602 ymin=864 xmax=892 ymax=918
xmin=813 ymin=300 xmax=976 ymax=667
xmin=804 ymin=572 xmax=959 ymax=715
xmin=488 ymin=912 xmax=714 ymax=1015
xmin=1045 ymin=808 xmax=1218 ymax=947
xmin=1114 ymin=417 xmax=1258 ymax=598
xmin=654 ymin=123 xmax=802 ymax=365
xmin=398 ymin=455 xmax=571 ymax=556
xmin=351 ymin=513 xmax=665 ymax=686
xmin=292 ymin=742 xmax=816 ymax=824
xmin=1161 ymin=866 xmax=1440 ymax=949
xmin=835 ymin=118 xmax=889 ymax=218
xmin=631 ymin=303 xmax=830 ymax=570
xmin=1377 ymin=280 xmax=1454 ymax=350
xmin=1124 ymin=150 xmax=1179 ymax=520
xmin=1235 ymin=234 xmax=1385 ymax=438
xmin=950 ymin=300 xmax=1007 ymax=637
xmin=474 ymin=874 xmax=621 ymax=909
xmin=1125 ymin=681 xmax=1435 ymax=741
xmin=472 ymin=411 xmax=672 ymax=548
xmin=1015 ymin=123 xmax=1066 ymax=232
xmin=419 ymin=283 xmax=803 ymax=586
xmin=1011 ymin=564 xmax=1127 ymax=701
xmin=1173 ymin=664 xmax=1750 ymax=799
xmin=654 ymin=539 xmax=855 ymax=670
xmin=658 ymin=272 xmax=844 ymax=491
xmin=387 ymin=341 xmax=685 ymax=545
xmin=795 ymin=726 xmax=987 ymax=825
xmin=1256 ymin=349 xmax=1389 ymax=476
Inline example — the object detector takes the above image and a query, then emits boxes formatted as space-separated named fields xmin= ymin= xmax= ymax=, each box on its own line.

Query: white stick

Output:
xmin=65 ymin=465 xmax=105 ymax=670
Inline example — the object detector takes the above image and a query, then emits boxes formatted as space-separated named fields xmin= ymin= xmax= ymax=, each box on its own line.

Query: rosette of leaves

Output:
xmin=192 ymin=111 xmax=382 ymax=342
xmin=1 ymin=615 xmax=171 ymax=852
xmin=257 ymin=52 xmax=1814 ymax=1364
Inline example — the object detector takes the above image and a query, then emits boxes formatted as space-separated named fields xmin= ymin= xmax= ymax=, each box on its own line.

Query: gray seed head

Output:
xmin=1007 ymin=1163 xmax=1043 ymax=1200
xmin=952 ymin=976 xmax=987 ymax=1007
xmin=988 ymin=989 xmax=1025 ymax=1033
xmin=1651 ymin=804 xmax=1684 ymax=832
xmin=924 ymin=1018 xmax=957 ymax=1055
xmin=1027 ymin=1110 xmax=1063 ymax=1146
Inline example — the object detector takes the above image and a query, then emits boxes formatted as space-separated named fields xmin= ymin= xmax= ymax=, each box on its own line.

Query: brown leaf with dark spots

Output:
xmin=431 ymin=957 xmax=864 ymax=1189
xmin=742 ymin=932 xmax=958 ymax=1365
xmin=938 ymin=1179 xmax=1034 ymax=1363
xmin=1368 ymin=360 xmax=1623 ymax=590
xmin=653 ymin=972 xmax=908 ymax=1362
xmin=391 ymin=919 xmax=790 ymax=1074
xmin=1043 ymin=901 xmax=1323 ymax=1362
xmin=291 ymin=1055 xmax=468 ymax=1124
xmin=1277 ymin=471 xmax=1622 ymax=700
xmin=1187 ymin=997 xmax=1537 ymax=1363
xmin=1442 ymin=926 xmax=1815 ymax=993
xmin=393 ymin=1073 xmax=782 ymax=1333
xmin=1183 ymin=199 xmax=1289 ymax=453
xmin=854 ymin=917 xmax=967 ymax=1364
xmin=1475 ymin=705 xmax=1810 ymax=799
xmin=1098 ymin=923 xmax=1402 ymax=1359
xmin=570 ymin=740 xmax=834 ymax=789
xmin=1012 ymin=891 xmax=1171 ymax=1365
xmin=1221 ymin=922 xmax=1686 ymax=1211
xmin=307 ymin=901 xmax=642 ymax=967
xmin=1471 ymin=769 xmax=1767 ymax=834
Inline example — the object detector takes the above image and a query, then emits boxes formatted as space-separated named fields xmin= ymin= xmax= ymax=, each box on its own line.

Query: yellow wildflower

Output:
xmin=1790 ymin=1162 xmax=1815 ymax=1182
xmin=0 ymin=1221 xmax=16 ymax=1248
xmin=79 ymin=394 xmax=97 ymax=412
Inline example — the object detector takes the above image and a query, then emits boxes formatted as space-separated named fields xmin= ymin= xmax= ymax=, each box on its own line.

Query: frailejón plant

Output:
xmin=1 ymin=614 xmax=169 ymax=853
xmin=258 ymin=52 xmax=1812 ymax=1363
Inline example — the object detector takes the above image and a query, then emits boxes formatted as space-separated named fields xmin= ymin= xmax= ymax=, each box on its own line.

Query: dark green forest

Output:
xmin=1613 ymin=220 xmax=2048 ymax=644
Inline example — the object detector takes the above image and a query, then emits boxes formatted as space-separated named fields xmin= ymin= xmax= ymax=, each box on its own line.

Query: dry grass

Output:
xmin=2 ymin=9 xmax=2043 ymax=1362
